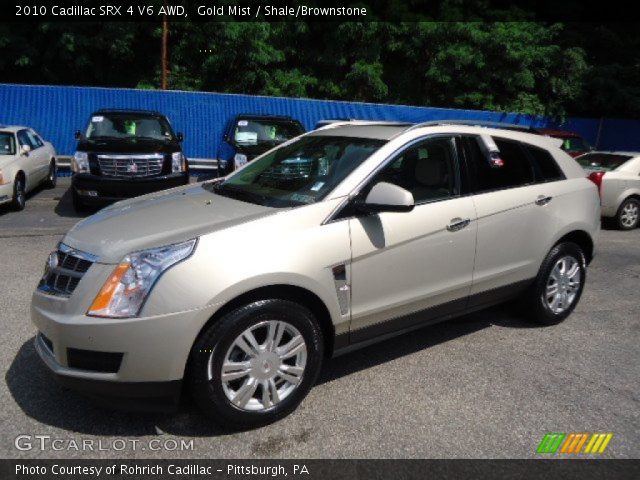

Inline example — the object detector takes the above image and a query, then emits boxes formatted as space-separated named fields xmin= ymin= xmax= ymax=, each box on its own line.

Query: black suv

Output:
xmin=216 ymin=114 xmax=305 ymax=176
xmin=71 ymin=109 xmax=189 ymax=210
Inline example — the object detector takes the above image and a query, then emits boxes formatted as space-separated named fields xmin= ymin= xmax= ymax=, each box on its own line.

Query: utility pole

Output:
xmin=161 ymin=1 xmax=168 ymax=89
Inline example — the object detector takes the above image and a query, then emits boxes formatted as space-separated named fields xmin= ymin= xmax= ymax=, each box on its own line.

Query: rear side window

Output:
xmin=576 ymin=153 xmax=632 ymax=171
xmin=525 ymin=145 xmax=565 ymax=182
xmin=464 ymin=137 xmax=534 ymax=192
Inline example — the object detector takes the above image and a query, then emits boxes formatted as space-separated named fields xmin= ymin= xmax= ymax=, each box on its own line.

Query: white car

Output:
xmin=578 ymin=151 xmax=640 ymax=230
xmin=0 ymin=125 xmax=57 ymax=210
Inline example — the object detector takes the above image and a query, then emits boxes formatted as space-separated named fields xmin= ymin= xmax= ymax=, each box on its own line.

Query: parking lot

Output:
xmin=1 ymin=177 xmax=638 ymax=459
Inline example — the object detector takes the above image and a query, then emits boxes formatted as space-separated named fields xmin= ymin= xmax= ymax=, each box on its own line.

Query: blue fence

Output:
xmin=1 ymin=83 xmax=638 ymax=159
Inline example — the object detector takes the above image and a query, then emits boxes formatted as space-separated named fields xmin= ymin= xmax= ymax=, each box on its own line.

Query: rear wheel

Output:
xmin=616 ymin=197 xmax=640 ymax=230
xmin=11 ymin=175 xmax=26 ymax=211
xmin=44 ymin=160 xmax=57 ymax=188
xmin=521 ymin=242 xmax=586 ymax=326
xmin=188 ymin=299 xmax=323 ymax=429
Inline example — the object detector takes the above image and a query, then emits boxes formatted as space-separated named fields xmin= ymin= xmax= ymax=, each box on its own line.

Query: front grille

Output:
xmin=97 ymin=154 xmax=164 ymax=178
xmin=37 ymin=244 xmax=96 ymax=297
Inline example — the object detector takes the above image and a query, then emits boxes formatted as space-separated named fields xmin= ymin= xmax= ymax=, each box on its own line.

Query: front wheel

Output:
xmin=11 ymin=175 xmax=26 ymax=211
xmin=521 ymin=242 xmax=586 ymax=326
xmin=616 ymin=197 xmax=640 ymax=230
xmin=44 ymin=160 xmax=57 ymax=188
xmin=188 ymin=299 xmax=324 ymax=429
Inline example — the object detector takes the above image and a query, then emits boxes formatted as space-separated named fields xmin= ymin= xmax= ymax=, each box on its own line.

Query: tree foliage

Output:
xmin=0 ymin=19 xmax=638 ymax=118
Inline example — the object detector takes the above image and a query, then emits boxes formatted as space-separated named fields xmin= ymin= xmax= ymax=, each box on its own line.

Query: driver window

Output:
xmin=371 ymin=136 xmax=459 ymax=203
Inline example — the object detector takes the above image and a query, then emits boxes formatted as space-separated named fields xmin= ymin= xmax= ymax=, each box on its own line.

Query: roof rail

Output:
xmin=405 ymin=119 xmax=534 ymax=132
xmin=322 ymin=120 xmax=413 ymax=129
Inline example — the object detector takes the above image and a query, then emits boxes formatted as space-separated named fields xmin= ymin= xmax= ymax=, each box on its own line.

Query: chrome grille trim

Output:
xmin=37 ymin=243 xmax=97 ymax=297
xmin=97 ymin=153 xmax=164 ymax=178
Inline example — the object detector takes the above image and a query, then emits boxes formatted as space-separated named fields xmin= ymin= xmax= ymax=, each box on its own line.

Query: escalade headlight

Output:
xmin=171 ymin=152 xmax=187 ymax=172
xmin=71 ymin=151 xmax=89 ymax=173
xmin=88 ymin=239 xmax=197 ymax=318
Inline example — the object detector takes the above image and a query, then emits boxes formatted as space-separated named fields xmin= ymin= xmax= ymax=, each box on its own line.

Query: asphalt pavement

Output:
xmin=1 ymin=178 xmax=638 ymax=458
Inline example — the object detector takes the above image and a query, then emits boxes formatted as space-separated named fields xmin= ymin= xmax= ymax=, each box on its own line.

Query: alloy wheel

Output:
xmin=620 ymin=201 xmax=639 ymax=228
xmin=544 ymin=255 xmax=582 ymax=314
xmin=212 ymin=320 xmax=307 ymax=411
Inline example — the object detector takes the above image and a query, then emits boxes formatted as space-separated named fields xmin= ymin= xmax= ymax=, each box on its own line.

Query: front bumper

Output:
xmin=71 ymin=172 xmax=189 ymax=205
xmin=31 ymin=289 xmax=209 ymax=411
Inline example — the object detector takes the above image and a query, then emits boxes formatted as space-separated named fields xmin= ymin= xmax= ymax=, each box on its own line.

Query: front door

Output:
xmin=348 ymin=135 xmax=477 ymax=343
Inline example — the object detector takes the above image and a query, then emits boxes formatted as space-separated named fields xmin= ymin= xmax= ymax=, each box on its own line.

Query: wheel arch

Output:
xmin=555 ymin=230 xmax=595 ymax=265
xmin=195 ymin=284 xmax=336 ymax=359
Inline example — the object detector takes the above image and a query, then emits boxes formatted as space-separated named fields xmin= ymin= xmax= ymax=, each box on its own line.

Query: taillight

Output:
xmin=587 ymin=171 xmax=605 ymax=197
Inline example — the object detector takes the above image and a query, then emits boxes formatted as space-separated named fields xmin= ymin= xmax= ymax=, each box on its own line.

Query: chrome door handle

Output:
xmin=447 ymin=217 xmax=471 ymax=232
xmin=535 ymin=195 xmax=553 ymax=206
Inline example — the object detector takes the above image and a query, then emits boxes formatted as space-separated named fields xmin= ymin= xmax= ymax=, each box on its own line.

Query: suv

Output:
xmin=578 ymin=151 xmax=640 ymax=230
xmin=32 ymin=121 xmax=600 ymax=428
xmin=217 ymin=114 xmax=305 ymax=175
xmin=70 ymin=110 xmax=189 ymax=210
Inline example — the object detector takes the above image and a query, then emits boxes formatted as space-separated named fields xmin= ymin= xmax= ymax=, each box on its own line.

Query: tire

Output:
xmin=615 ymin=197 xmax=640 ymax=230
xmin=188 ymin=299 xmax=324 ymax=429
xmin=44 ymin=160 xmax=57 ymax=188
xmin=11 ymin=175 xmax=26 ymax=211
xmin=521 ymin=242 xmax=586 ymax=326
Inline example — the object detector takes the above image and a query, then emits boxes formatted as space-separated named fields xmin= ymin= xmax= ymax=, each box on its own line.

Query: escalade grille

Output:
xmin=37 ymin=244 xmax=97 ymax=297
xmin=261 ymin=160 xmax=313 ymax=181
xmin=97 ymin=154 xmax=164 ymax=178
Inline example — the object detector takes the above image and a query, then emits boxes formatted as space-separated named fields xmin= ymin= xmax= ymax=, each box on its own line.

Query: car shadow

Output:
xmin=53 ymin=187 xmax=97 ymax=219
xmin=6 ymin=304 xmax=539 ymax=437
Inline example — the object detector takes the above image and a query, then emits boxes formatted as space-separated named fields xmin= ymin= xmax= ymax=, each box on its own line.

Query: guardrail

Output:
xmin=57 ymin=156 xmax=219 ymax=171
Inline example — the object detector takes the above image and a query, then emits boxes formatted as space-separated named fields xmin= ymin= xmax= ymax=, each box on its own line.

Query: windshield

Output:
xmin=0 ymin=132 xmax=16 ymax=155
xmin=556 ymin=136 xmax=590 ymax=153
xmin=211 ymin=135 xmax=385 ymax=207
xmin=232 ymin=119 xmax=303 ymax=146
xmin=576 ymin=153 xmax=632 ymax=171
xmin=84 ymin=113 xmax=174 ymax=141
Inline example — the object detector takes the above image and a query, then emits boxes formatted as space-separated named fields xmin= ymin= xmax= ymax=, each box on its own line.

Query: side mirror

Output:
xmin=20 ymin=144 xmax=31 ymax=155
xmin=74 ymin=130 xmax=82 ymax=140
xmin=357 ymin=182 xmax=414 ymax=213
xmin=176 ymin=132 xmax=184 ymax=142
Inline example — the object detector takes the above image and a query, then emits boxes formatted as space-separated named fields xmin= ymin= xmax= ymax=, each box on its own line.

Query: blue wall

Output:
xmin=1 ymin=83 xmax=638 ymax=159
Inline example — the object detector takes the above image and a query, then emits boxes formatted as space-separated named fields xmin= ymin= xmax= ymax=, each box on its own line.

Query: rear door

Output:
xmin=348 ymin=135 xmax=478 ymax=343
xmin=461 ymin=136 xmax=552 ymax=307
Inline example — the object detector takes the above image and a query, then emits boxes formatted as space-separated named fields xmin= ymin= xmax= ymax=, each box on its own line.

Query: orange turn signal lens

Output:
xmin=88 ymin=263 xmax=130 ymax=316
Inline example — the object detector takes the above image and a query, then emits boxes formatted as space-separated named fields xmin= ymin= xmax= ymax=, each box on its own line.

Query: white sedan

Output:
xmin=578 ymin=151 xmax=640 ymax=230
xmin=0 ymin=125 xmax=57 ymax=211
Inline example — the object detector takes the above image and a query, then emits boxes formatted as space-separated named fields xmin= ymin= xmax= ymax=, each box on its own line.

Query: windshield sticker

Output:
xmin=290 ymin=193 xmax=315 ymax=203
xmin=235 ymin=131 xmax=258 ymax=144
xmin=237 ymin=120 xmax=249 ymax=127
xmin=91 ymin=116 xmax=104 ymax=122
xmin=310 ymin=181 xmax=324 ymax=191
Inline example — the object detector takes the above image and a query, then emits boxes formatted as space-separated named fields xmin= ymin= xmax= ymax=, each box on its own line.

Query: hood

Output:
xmin=64 ymin=183 xmax=276 ymax=263
xmin=77 ymin=137 xmax=181 ymax=155
xmin=0 ymin=154 xmax=18 ymax=168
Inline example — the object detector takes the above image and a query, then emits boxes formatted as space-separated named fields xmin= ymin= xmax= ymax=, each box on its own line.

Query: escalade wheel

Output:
xmin=522 ymin=242 xmax=586 ymax=326
xmin=616 ymin=198 xmax=640 ymax=230
xmin=188 ymin=299 xmax=323 ymax=428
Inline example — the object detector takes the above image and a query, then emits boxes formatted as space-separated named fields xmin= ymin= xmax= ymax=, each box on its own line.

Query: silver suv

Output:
xmin=32 ymin=121 xmax=600 ymax=427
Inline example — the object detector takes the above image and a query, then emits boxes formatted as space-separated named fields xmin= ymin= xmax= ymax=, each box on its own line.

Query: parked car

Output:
xmin=32 ymin=121 xmax=599 ymax=428
xmin=217 ymin=114 xmax=305 ymax=176
xmin=0 ymin=125 xmax=57 ymax=211
xmin=578 ymin=151 xmax=640 ymax=230
xmin=533 ymin=128 xmax=592 ymax=158
xmin=70 ymin=109 xmax=189 ymax=211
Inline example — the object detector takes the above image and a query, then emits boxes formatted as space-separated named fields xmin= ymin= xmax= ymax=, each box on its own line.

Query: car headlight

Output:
xmin=71 ymin=151 xmax=89 ymax=173
xmin=171 ymin=152 xmax=187 ymax=172
xmin=87 ymin=239 xmax=197 ymax=318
